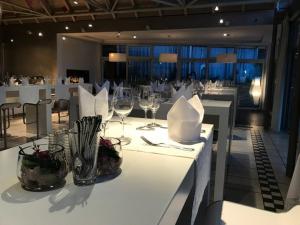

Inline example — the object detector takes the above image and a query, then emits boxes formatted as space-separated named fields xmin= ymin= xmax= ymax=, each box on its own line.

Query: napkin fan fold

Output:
xmin=167 ymin=95 xmax=204 ymax=143
xmin=78 ymin=85 xmax=108 ymax=120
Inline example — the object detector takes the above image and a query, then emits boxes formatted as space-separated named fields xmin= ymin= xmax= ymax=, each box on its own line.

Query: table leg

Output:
xmin=213 ymin=110 xmax=229 ymax=202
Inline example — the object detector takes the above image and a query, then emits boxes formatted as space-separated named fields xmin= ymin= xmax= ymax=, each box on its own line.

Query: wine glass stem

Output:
xmin=121 ymin=117 xmax=125 ymax=138
xmin=144 ymin=110 xmax=147 ymax=119
xmin=152 ymin=112 xmax=156 ymax=125
xmin=103 ymin=122 xmax=107 ymax=137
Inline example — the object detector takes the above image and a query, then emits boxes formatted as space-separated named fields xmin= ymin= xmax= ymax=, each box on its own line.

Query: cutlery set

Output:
xmin=70 ymin=116 xmax=102 ymax=181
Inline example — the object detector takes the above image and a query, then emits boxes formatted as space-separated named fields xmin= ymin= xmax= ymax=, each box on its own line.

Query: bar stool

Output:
xmin=0 ymin=102 xmax=21 ymax=149
xmin=22 ymin=99 xmax=52 ymax=139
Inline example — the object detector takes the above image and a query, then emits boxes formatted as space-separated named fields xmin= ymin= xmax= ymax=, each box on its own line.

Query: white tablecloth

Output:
xmin=106 ymin=117 xmax=214 ymax=225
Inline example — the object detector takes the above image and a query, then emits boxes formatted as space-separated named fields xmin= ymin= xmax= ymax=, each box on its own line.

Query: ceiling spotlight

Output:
xmin=27 ymin=30 xmax=33 ymax=35
xmin=219 ymin=18 xmax=224 ymax=24
xmin=223 ymin=33 xmax=230 ymax=37
xmin=88 ymin=23 xmax=93 ymax=28
xmin=62 ymin=36 xmax=67 ymax=41
xmin=73 ymin=1 xmax=78 ymax=5
xmin=65 ymin=26 xmax=69 ymax=30
xmin=116 ymin=32 xmax=121 ymax=38
xmin=38 ymin=32 xmax=43 ymax=37
xmin=133 ymin=35 xmax=137 ymax=39
xmin=10 ymin=39 xmax=14 ymax=43
xmin=214 ymin=5 xmax=219 ymax=11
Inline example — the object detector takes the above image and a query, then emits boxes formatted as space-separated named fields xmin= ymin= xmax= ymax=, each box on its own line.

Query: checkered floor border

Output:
xmin=250 ymin=129 xmax=285 ymax=212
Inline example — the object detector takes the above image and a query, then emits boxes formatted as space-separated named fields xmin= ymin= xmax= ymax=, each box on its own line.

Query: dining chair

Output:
xmin=22 ymin=99 xmax=52 ymax=139
xmin=0 ymin=102 xmax=21 ymax=149
xmin=204 ymin=155 xmax=300 ymax=225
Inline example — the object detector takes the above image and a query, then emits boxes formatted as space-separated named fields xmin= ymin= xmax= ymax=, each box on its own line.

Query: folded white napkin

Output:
xmin=113 ymin=81 xmax=123 ymax=91
xmin=22 ymin=77 xmax=29 ymax=85
xmin=95 ymin=80 xmax=110 ymax=94
xmin=167 ymin=95 xmax=204 ymax=143
xmin=78 ymin=85 xmax=108 ymax=120
xmin=171 ymin=84 xmax=193 ymax=102
xmin=65 ymin=77 xmax=70 ymax=85
xmin=94 ymin=82 xmax=102 ymax=93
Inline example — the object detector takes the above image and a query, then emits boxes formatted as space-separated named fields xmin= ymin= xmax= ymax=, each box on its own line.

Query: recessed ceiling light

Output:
xmin=214 ymin=5 xmax=219 ymax=11
xmin=27 ymin=30 xmax=32 ymax=35
xmin=38 ymin=32 xmax=43 ymax=37
xmin=10 ymin=39 xmax=14 ymax=43
xmin=133 ymin=35 xmax=137 ymax=39
xmin=62 ymin=36 xmax=67 ymax=41
xmin=223 ymin=33 xmax=230 ymax=37
xmin=73 ymin=1 xmax=78 ymax=5
xmin=219 ymin=18 xmax=224 ymax=24
xmin=88 ymin=23 xmax=93 ymax=28
xmin=65 ymin=26 xmax=69 ymax=30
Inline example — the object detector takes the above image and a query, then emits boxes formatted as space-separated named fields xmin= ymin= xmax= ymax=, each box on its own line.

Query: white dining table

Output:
xmin=153 ymin=100 xmax=231 ymax=202
xmin=0 ymin=118 xmax=213 ymax=225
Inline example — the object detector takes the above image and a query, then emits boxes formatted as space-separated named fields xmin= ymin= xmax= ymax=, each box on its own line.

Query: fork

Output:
xmin=140 ymin=136 xmax=194 ymax=151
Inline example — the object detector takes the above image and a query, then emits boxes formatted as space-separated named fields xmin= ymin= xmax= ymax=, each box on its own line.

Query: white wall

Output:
xmin=57 ymin=34 xmax=101 ymax=84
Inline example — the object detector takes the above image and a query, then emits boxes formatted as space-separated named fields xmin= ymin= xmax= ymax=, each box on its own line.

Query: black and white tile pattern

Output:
xmin=251 ymin=129 xmax=285 ymax=212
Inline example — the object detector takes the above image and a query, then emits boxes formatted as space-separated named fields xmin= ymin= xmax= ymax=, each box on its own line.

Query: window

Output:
xmin=103 ymin=61 xmax=126 ymax=82
xmin=102 ymin=45 xmax=126 ymax=57
xmin=152 ymin=60 xmax=177 ymax=81
xmin=153 ymin=45 xmax=177 ymax=57
xmin=181 ymin=46 xmax=207 ymax=59
xmin=128 ymin=46 xmax=151 ymax=57
xmin=236 ymin=48 xmax=259 ymax=60
xmin=181 ymin=62 xmax=206 ymax=80
xmin=128 ymin=60 xmax=151 ymax=83
xmin=208 ymin=63 xmax=234 ymax=80
xmin=209 ymin=47 xmax=234 ymax=58
xmin=236 ymin=63 xmax=263 ymax=84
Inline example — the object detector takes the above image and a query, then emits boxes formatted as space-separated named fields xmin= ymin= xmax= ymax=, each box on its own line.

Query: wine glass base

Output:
xmin=147 ymin=123 xmax=163 ymax=128
xmin=119 ymin=136 xmax=131 ymax=146
xmin=136 ymin=125 xmax=154 ymax=131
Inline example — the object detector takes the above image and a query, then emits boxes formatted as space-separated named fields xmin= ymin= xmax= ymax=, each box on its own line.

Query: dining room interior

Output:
xmin=0 ymin=0 xmax=299 ymax=224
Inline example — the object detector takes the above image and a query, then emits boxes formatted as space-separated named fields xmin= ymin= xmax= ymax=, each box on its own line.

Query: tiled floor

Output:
xmin=224 ymin=127 xmax=291 ymax=211
xmin=0 ymin=113 xmax=292 ymax=212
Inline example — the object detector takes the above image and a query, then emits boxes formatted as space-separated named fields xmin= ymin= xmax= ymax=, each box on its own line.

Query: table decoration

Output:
xmin=17 ymin=143 xmax=68 ymax=191
xmin=69 ymin=116 xmax=102 ymax=186
xmin=97 ymin=137 xmax=122 ymax=176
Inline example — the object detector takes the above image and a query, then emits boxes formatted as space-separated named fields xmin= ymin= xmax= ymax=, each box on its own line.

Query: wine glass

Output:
xmin=138 ymin=85 xmax=152 ymax=119
xmin=149 ymin=93 xmax=161 ymax=127
xmin=102 ymin=99 xmax=114 ymax=137
xmin=112 ymin=87 xmax=134 ymax=145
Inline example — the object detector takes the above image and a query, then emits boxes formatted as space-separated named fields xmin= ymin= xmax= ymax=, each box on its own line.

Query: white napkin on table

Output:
xmin=95 ymin=80 xmax=110 ymax=93
xmin=22 ymin=77 xmax=29 ymax=85
xmin=113 ymin=81 xmax=123 ymax=91
xmin=78 ymin=85 xmax=108 ymax=120
xmin=65 ymin=77 xmax=70 ymax=85
xmin=171 ymin=85 xmax=185 ymax=103
xmin=171 ymin=84 xmax=193 ymax=103
xmin=167 ymin=95 xmax=204 ymax=143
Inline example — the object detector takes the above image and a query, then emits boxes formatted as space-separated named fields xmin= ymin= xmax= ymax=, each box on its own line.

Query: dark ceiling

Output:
xmin=0 ymin=0 xmax=276 ymax=25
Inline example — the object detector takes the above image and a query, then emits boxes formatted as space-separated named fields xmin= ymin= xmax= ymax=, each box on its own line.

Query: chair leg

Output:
xmin=3 ymin=109 xmax=7 ymax=149
xmin=36 ymin=105 xmax=39 ymax=140
xmin=0 ymin=109 xmax=2 ymax=138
